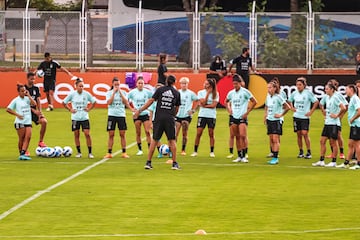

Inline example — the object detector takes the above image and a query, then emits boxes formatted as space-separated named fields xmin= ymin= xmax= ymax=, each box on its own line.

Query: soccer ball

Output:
xmin=40 ymin=147 xmax=48 ymax=157
xmin=63 ymin=146 xmax=73 ymax=157
xmin=45 ymin=147 xmax=56 ymax=158
xmin=159 ymin=144 xmax=170 ymax=155
xmin=35 ymin=147 xmax=43 ymax=156
xmin=36 ymin=69 xmax=45 ymax=78
xmin=54 ymin=146 xmax=63 ymax=157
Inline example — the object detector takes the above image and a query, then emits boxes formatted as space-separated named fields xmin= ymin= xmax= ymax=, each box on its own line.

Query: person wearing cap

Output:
xmin=228 ymin=47 xmax=258 ymax=89
xmin=104 ymin=77 xmax=134 ymax=159
xmin=134 ymin=75 xmax=181 ymax=170
xmin=37 ymin=52 xmax=73 ymax=111
xmin=225 ymin=74 xmax=257 ymax=163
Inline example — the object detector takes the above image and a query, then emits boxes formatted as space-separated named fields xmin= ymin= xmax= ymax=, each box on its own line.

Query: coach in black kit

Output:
xmin=228 ymin=47 xmax=257 ymax=89
xmin=135 ymin=75 xmax=181 ymax=170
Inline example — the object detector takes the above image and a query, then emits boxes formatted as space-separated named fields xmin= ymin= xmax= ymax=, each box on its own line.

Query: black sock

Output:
xmin=157 ymin=146 xmax=160 ymax=152
xmin=352 ymin=152 xmax=356 ymax=159
xmin=210 ymin=146 xmax=214 ymax=152
xmin=270 ymin=147 xmax=273 ymax=153
xmin=182 ymin=145 xmax=186 ymax=151
xmin=320 ymin=156 xmax=325 ymax=161
xmin=237 ymin=150 xmax=241 ymax=158
xmin=122 ymin=148 xmax=126 ymax=153
xmin=332 ymin=157 xmax=336 ymax=162
xmin=344 ymin=160 xmax=350 ymax=165
xmin=229 ymin=148 xmax=233 ymax=154
xmin=273 ymin=151 xmax=279 ymax=158
xmin=340 ymin=148 xmax=344 ymax=154
xmin=138 ymin=143 xmax=142 ymax=151
xmin=245 ymin=148 xmax=248 ymax=154
xmin=299 ymin=149 xmax=303 ymax=154
xmin=20 ymin=150 xmax=25 ymax=155
xmin=108 ymin=149 xmax=112 ymax=154
xmin=76 ymin=146 xmax=81 ymax=153
xmin=307 ymin=149 xmax=311 ymax=155
xmin=88 ymin=146 xmax=92 ymax=154
xmin=194 ymin=145 xmax=198 ymax=152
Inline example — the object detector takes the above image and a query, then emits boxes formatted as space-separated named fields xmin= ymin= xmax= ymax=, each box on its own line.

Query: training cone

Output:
xmin=195 ymin=229 xmax=206 ymax=235
xmin=166 ymin=159 xmax=173 ymax=164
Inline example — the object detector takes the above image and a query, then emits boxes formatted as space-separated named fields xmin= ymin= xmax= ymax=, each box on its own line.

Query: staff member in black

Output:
xmin=209 ymin=55 xmax=227 ymax=82
xmin=228 ymin=47 xmax=258 ymax=89
xmin=157 ymin=54 xmax=168 ymax=85
xmin=134 ymin=75 xmax=181 ymax=170
xmin=37 ymin=52 xmax=73 ymax=111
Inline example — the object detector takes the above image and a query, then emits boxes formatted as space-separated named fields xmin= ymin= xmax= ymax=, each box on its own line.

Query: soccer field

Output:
xmin=0 ymin=108 xmax=360 ymax=240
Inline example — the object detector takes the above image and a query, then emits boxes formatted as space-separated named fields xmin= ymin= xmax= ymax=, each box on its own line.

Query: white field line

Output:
xmin=0 ymin=139 xmax=144 ymax=221
xmin=1 ymin=227 xmax=360 ymax=238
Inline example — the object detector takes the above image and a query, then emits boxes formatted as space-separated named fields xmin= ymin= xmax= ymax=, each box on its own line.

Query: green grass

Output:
xmin=0 ymin=108 xmax=360 ymax=240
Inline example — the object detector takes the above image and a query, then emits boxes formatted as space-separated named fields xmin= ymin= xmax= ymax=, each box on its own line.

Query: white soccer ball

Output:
xmin=40 ymin=147 xmax=48 ymax=157
xmin=62 ymin=146 xmax=73 ymax=157
xmin=159 ymin=144 xmax=170 ymax=155
xmin=35 ymin=147 xmax=43 ymax=156
xmin=54 ymin=146 xmax=63 ymax=157
xmin=44 ymin=147 xmax=56 ymax=158
xmin=36 ymin=69 xmax=45 ymax=78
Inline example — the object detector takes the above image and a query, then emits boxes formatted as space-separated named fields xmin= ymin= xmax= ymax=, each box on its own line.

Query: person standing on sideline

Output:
xmin=104 ymin=77 xmax=134 ymax=159
xmin=336 ymin=85 xmax=360 ymax=169
xmin=356 ymin=52 xmax=360 ymax=76
xmin=37 ymin=52 xmax=73 ymax=111
xmin=288 ymin=77 xmax=319 ymax=159
xmin=191 ymin=78 xmax=219 ymax=158
xmin=175 ymin=77 xmax=198 ymax=155
xmin=157 ymin=54 xmax=168 ymax=85
xmin=25 ymin=72 xmax=48 ymax=151
xmin=264 ymin=80 xmax=290 ymax=165
xmin=228 ymin=47 xmax=258 ymax=89
xmin=312 ymin=83 xmax=346 ymax=167
xmin=62 ymin=78 xmax=96 ymax=158
xmin=6 ymin=84 xmax=37 ymax=160
xmin=134 ymin=75 xmax=181 ymax=170
xmin=226 ymin=74 xmax=257 ymax=163
xmin=127 ymin=76 xmax=153 ymax=155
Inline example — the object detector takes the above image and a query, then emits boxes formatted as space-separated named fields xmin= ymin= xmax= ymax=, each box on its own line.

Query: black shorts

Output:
xmin=72 ymin=120 xmax=90 ymax=131
xmin=337 ymin=125 xmax=342 ymax=132
xmin=153 ymin=118 xmax=176 ymax=140
xmin=31 ymin=112 xmax=45 ymax=125
xmin=350 ymin=126 xmax=360 ymax=140
xmin=14 ymin=123 xmax=32 ymax=129
xmin=107 ymin=116 xmax=127 ymax=131
xmin=293 ymin=117 xmax=310 ymax=132
xmin=266 ymin=119 xmax=283 ymax=135
xmin=43 ymin=79 xmax=55 ymax=92
xmin=239 ymin=73 xmax=249 ymax=89
xmin=321 ymin=125 xmax=338 ymax=140
xmin=229 ymin=115 xmax=248 ymax=126
xmin=133 ymin=114 xmax=150 ymax=123
xmin=175 ymin=116 xmax=192 ymax=124
xmin=197 ymin=117 xmax=216 ymax=129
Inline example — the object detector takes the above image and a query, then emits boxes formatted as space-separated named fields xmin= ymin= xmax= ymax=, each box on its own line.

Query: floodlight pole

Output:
xmin=192 ymin=0 xmax=200 ymax=72
xmin=80 ymin=0 xmax=87 ymax=72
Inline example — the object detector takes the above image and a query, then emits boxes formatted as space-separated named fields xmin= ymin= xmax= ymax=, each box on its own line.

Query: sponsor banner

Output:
xmin=1 ymin=72 xmax=358 ymax=108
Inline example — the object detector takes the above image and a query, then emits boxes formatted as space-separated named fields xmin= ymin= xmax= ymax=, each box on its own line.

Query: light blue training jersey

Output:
xmin=288 ymin=89 xmax=318 ymax=119
xmin=63 ymin=90 xmax=96 ymax=121
xmin=226 ymin=87 xmax=253 ymax=119
xmin=348 ymin=95 xmax=360 ymax=127
xmin=321 ymin=94 xmax=343 ymax=126
xmin=197 ymin=89 xmax=219 ymax=119
xmin=177 ymin=89 xmax=198 ymax=118
xmin=127 ymin=88 xmax=152 ymax=116
xmin=265 ymin=93 xmax=286 ymax=121
xmin=106 ymin=89 xmax=127 ymax=117
xmin=320 ymin=91 xmax=348 ymax=126
xmin=7 ymin=96 xmax=32 ymax=125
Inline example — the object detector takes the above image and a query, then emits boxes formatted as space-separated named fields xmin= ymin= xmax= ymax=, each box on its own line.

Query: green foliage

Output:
xmin=204 ymin=13 xmax=247 ymax=60
xmin=257 ymin=0 xmax=355 ymax=68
